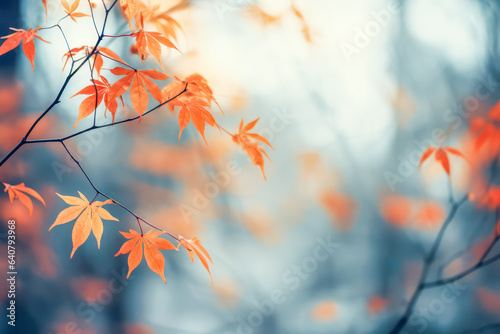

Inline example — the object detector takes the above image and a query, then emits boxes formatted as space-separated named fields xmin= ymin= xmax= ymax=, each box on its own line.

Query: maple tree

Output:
xmin=0 ymin=0 xmax=273 ymax=285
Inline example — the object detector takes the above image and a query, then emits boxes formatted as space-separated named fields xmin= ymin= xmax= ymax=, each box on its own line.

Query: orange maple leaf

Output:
xmin=49 ymin=192 xmax=118 ymax=258
xmin=162 ymin=74 xmax=221 ymax=112
xmin=178 ymin=236 xmax=215 ymax=284
xmin=62 ymin=46 xmax=123 ymax=75
xmin=3 ymin=182 xmax=46 ymax=215
xmin=135 ymin=2 xmax=183 ymax=41
xmin=115 ymin=229 xmax=177 ymax=283
xmin=61 ymin=0 xmax=90 ymax=22
xmin=133 ymin=13 xmax=179 ymax=68
xmin=42 ymin=0 xmax=48 ymax=21
xmin=419 ymin=146 xmax=467 ymax=176
xmin=0 ymin=26 xmax=50 ymax=71
xmin=232 ymin=118 xmax=273 ymax=179
xmin=120 ymin=0 xmax=138 ymax=30
xmin=61 ymin=46 xmax=86 ymax=71
xmin=71 ymin=76 xmax=124 ymax=127
xmin=106 ymin=66 xmax=169 ymax=117
xmin=171 ymin=98 xmax=220 ymax=144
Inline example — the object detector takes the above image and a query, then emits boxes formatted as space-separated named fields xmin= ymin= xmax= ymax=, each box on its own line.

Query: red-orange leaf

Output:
xmin=115 ymin=229 xmax=177 ymax=283
xmin=435 ymin=148 xmax=450 ymax=175
xmin=3 ymin=182 xmax=46 ymax=215
xmin=0 ymin=26 xmax=49 ymax=71
xmin=418 ymin=145 xmax=466 ymax=176
xmin=419 ymin=146 xmax=435 ymax=167
xmin=42 ymin=0 xmax=48 ymax=21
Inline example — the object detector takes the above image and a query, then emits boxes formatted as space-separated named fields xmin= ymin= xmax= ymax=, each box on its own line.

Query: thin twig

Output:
xmin=61 ymin=141 xmax=179 ymax=241
xmin=389 ymin=195 xmax=469 ymax=334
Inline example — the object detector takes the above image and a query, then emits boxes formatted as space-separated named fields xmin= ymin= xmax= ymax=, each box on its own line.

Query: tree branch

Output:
xmin=389 ymin=195 xmax=469 ymax=334
xmin=424 ymin=236 xmax=500 ymax=288
xmin=0 ymin=0 xmax=114 ymax=167
xmin=60 ymin=141 xmax=180 ymax=241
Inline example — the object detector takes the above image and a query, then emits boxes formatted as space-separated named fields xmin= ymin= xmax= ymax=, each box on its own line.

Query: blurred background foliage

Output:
xmin=1 ymin=0 xmax=500 ymax=333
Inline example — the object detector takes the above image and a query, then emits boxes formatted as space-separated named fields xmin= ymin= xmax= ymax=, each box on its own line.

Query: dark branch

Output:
xmin=60 ymin=141 xmax=180 ymax=241
xmin=389 ymin=195 xmax=469 ymax=334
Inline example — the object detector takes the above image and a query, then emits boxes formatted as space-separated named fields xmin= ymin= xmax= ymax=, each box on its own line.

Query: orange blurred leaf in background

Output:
xmin=367 ymin=295 xmax=388 ymax=316
xmin=380 ymin=195 xmax=412 ymax=227
xmin=310 ymin=300 xmax=338 ymax=322
xmin=3 ymin=182 xmax=45 ymax=215
xmin=320 ymin=190 xmax=356 ymax=231
xmin=477 ymin=288 xmax=500 ymax=314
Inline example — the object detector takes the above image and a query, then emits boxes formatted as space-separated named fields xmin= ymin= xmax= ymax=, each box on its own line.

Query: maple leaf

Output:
xmin=78 ymin=46 xmax=129 ymax=73
xmin=71 ymin=76 xmax=124 ymax=127
xmin=419 ymin=146 xmax=467 ymax=176
xmin=0 ymin=26 xmax=49 ymax=71
xmin=98 ymin=46 xmax=129 ymax=65
xmin=133 ymin=13 xmax=179 ymax=68
xmin=106 ymin=67 xmax=168 ymax=116
xmin=172 ymin=98 xmax=220 ymax=144
xmin=120 ymin=0 xmax=138 ymax=30
xmin=178 ymin=236 xmax=214 ymax=284
xmin=61 ymin=46 xmax=124 ymax=75
xmin=49 ymin=192 xmax=118 ymax=258
xmin=232 ymin=118 xmax=273 ymax=179
xmin=61 ymin=46 xmax=86 ymax=71
xmin=115 ymin=229 xmax=177 ymax=283
xmin=61 ymin=0 xmax=90 ymax=22
xmin=135 ymin=2 xmax=183 ymax=41
xmin=3 ymin=182 xmax=46 ymax=216
xmin=42 ymin=0 xmax=48 ymax=21
xmin=162 ymin=74 xmax=221 ymax=112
